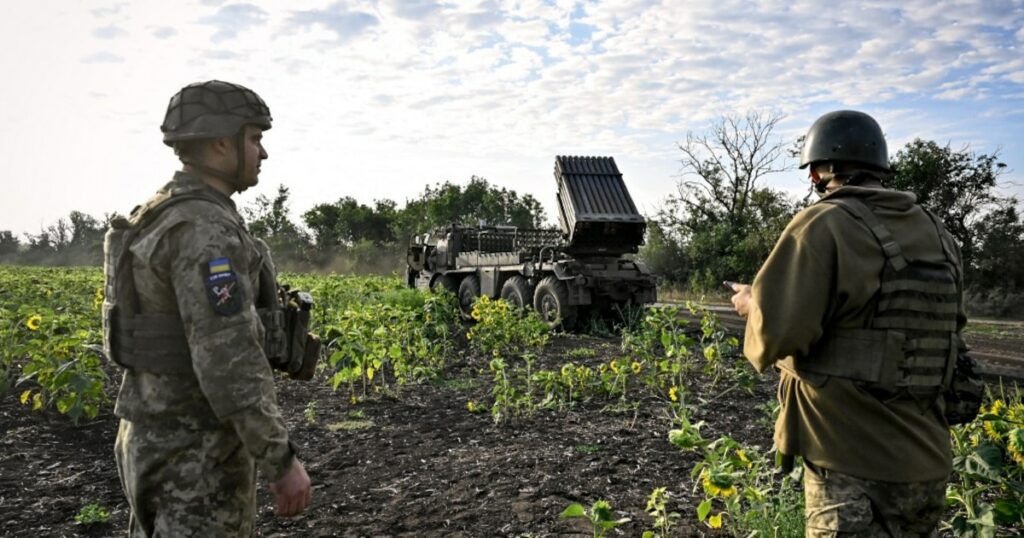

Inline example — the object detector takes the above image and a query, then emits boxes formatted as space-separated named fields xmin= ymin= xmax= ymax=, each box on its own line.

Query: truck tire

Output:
xmin=430 ymin=274 xmax=457 ymax=294
xmin=533 ymin=276 xmax=577 ymax=329
xmin=458 ymin=275 xmax=481 ymax=321
xmin=500 ymin=276 xmax=533 ymax=310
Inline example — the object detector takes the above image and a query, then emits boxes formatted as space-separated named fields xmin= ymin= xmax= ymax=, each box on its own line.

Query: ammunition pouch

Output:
xmin=943 ymin=353 xmax=984 ymax=426
xmin=260 ymin=287 xmax=321 ymax=381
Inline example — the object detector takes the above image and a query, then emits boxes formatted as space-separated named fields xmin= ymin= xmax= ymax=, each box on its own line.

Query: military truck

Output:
xmin=406 ymin=156 xmax=656 ymax=328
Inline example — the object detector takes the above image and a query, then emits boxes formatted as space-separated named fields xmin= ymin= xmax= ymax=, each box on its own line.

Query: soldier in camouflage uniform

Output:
xmin=103 ymin=80 xmax=311 ymax=537
xmin=729 ymin=111 xmax=965 ymax=537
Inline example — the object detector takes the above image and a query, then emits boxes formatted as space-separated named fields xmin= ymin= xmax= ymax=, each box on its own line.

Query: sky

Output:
xmin=1 ymin=0 xmax=1023 ymax=237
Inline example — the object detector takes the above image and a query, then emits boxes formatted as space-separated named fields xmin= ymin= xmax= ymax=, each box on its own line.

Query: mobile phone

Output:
xmin=722 ymin=280 xmax=738 ymax=291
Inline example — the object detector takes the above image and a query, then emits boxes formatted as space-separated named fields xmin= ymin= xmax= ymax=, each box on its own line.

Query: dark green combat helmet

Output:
xmin=161 ymin=80 xmax=271 ymax=146
xmin=799 ymin=110 xmax=889 ymax=171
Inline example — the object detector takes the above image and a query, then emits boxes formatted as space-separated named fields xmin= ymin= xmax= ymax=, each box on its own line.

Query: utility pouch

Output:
xmin=283 ymin=290 xmax=320 ymax=380
xmin=259 ymin=308 xmax=289 ymax=362
xmin=943 ymin=353 xmax=984 ymax=426
xmin=102 ymin=215 xmax=136 ymax=370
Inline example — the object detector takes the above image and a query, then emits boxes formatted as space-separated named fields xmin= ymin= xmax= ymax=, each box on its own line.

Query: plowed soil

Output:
xmin=0 ymin=330 xmax=1018 ymax=537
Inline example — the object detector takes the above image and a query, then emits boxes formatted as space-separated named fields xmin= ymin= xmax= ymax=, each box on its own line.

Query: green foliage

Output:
xmin=651 ymin=112 xmax=801 ymax=291
xmin=945 ymin=386 xmax=1024 ymax=536
xmin=74 ymin=503 xmax=110 ymax=525
xmin=303 ymin=399 xmax=318 ymax=424
xmin=667 ymin=387 xmax=708 ymax=453
xmin=638 ymin=220 xmax=688 ymax=284
xmin=397 ymin=176 xmax=548 ymax=240
xmin=690 ymin=436 xmax=804 ymax=536
xmin=469 ymin=296 xmax=552 ymax=423
xmin=325 ymin=289 xmax=457 ymax=400
xmin=303 ymin=196 xmax=398 ymax=249
xmin=560 ymin=499 xmax=631 ymax=538
xmin=1 ymin=211 xmax=109 ymax=266
xmin=622 ymin=303 xmax=750 ymax=394
xmin=468 ymin=296 xmax=550 ymax=359
xmin=641 ymin=487 xmax=680 ymax=538
xmin=243 ymin=184 xmax=315 ymax=268
xmin=968 ymin=200 xmax=1024 ymax=306
xmin=889 ymin=140 xmax=1007 ymax=280
xmin=2 ymin=267 xmax=109 ymax=423
xmin=566 ymin=347 xmax=597 ymax=359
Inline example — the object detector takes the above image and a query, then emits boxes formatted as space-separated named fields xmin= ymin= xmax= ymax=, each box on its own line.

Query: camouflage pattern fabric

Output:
xmin=804 ymin=462 xmax=947 ymax=537
xmin=115 ymin=420 xmax=256 ymax=537
xmin=107 ymin=171 xmax=294 ymax=536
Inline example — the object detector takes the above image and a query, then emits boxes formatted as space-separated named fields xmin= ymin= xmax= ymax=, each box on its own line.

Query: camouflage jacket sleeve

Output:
xmin=164 ymin=208 xmax=294 ymax=480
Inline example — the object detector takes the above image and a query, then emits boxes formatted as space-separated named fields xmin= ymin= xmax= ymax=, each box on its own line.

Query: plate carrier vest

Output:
xmin=794 ymin=196 xmax=963 ymax=399
xmin=102 ymin=190 xmax=319 ymax=380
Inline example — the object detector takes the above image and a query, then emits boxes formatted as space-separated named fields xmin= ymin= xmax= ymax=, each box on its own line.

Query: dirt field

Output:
xmin=1 ymin=327 xmax=1020 ymax=537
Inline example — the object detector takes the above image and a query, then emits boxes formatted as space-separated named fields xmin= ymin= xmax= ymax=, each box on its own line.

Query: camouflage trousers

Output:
xmin=114 ymin=419 xmax=257 ymax=537
xmin=803 ymin=461 xmax=947 ymax=537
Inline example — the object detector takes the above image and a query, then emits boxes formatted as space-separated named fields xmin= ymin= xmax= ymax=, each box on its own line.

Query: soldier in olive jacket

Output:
xmin=730 ymin=110 xmax=965 ymax=536
xmin=103 ymin=81 xmax=311 ymax=537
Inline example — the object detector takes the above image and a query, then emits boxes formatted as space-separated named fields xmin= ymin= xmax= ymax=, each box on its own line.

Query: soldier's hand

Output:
xmin=270 ymin=458 xmax=311 ymax=517
xmin=729 ymin=283 xmax=752 ymax=318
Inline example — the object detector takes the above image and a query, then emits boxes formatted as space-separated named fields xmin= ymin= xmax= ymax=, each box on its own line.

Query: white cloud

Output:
xmin=92 ymin=24 xmax=127 ymax=39
xmin=288 ymin=2 xmax=380 ymax=44
xmin=0 ymin=0 xmax=1022 ymax=235
xmin=199 ymin=3 xmax=268 ymax=42
xmin=81 ymin=51 xmax=125 ymax=63
xmin=151 ymin=26 xmax=177 ymax=39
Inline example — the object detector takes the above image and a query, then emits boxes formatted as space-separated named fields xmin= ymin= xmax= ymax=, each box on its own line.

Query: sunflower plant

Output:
xmin=690 ymin=436 xmax=804 ymax=537
xmin=2 ymin=266 xmax=110 ymax=423
xmin=945 ymin=385 xmax=1024 ymax=536
xmin=560 ymin=499 xmax=630 ymax=538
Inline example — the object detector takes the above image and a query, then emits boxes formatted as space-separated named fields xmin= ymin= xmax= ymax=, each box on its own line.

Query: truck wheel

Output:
xmin=430 ymin=274 xmax=457 ymax=294
xmin=500 ymin=276 xmax=533 ymax=310
xmin=458 ymin=275 xmax=481 ymax=321
xmin=533 ymin=276 xmax=577 ymax=329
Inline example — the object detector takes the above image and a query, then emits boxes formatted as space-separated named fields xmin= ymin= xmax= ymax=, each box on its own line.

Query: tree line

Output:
xmin=2 ymin=113 xmax=1019 ymax=316
xmin=0 ymin=176 xmax=547 ymax=274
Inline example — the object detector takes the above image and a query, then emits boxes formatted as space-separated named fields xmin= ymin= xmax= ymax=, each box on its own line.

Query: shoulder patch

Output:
xmin=204 ymin=257 xmax=243 ymax=316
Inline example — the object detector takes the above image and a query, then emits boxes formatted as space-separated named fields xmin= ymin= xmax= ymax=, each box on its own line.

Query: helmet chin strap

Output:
xmin=181 ymin=130 xmax=250 ymax=192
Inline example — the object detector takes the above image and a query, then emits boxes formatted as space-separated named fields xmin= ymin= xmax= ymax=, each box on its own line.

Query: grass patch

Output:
xmin=575 ymin=444 xmax=601 ymax=454
xmin=432 ymin=377 xmax=479 ymax=390
xmin=963 ymin=321 xmax=1024 ymax=338
xmin=566 ymin=347 xmax=597 ymax=359
xmin=327 ymin=420 xmax=375 ymax=432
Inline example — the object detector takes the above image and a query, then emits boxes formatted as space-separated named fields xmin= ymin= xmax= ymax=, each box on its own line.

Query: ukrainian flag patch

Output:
xmin=204 ymin=257 xmax=242 ymax=316
xmin=209 ymin=258 xmax=232 ymax=275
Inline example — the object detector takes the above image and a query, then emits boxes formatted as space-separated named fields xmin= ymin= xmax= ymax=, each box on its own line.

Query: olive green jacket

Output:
xmin=112 ymin=171 xmax=293 ymax=481
xmin=744 ymin=185 xmax=963 ymax=482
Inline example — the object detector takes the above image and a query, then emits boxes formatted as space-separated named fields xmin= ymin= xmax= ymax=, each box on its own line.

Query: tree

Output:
xmin=242 ymin=184 xmax=313 ymax=268
xmin=395 ymin=176 xmax=547 ymax=241
xmin=888 ymin=140 xmax=1009 ymax=283
xmin=0 ymin=230 xmax=20 ymax=258
xmin=674 ymin=111 xmax=789 ymax=230
xmin=971 ymin=199 xmax=1024 ymax=292
xmin=303 ymin=197 xmax=397 ymax=249
xmin=654 ymin=112 xmax=798 ymax=290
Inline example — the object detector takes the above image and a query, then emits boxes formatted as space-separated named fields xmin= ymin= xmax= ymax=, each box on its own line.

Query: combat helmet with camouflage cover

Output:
xmin=161 ymin=80 xmax=271 ymax=187
xmin=161 ymin=80 xmax=271 ymax=145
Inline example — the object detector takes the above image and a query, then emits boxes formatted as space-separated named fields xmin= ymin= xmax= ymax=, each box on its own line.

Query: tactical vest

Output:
xmin=102 ymin=189 xmax=319 ymax=380
xmin=795 ymin=196 xmax=962 ymax=398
